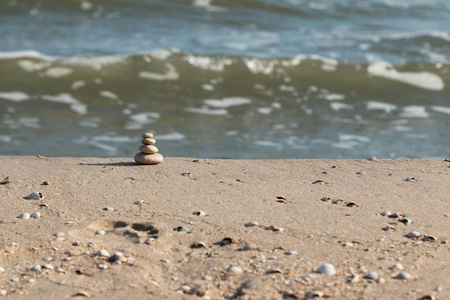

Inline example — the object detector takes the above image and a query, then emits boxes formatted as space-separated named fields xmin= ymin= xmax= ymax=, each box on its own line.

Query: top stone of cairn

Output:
xmin=142 ymin=133 xmax=153 ymax=138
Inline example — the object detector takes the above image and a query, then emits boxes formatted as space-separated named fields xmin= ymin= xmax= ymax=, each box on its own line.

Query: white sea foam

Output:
xmin=0 ymin=91 xmax=30 ymax=102
xmin=148 ymin=49 xmax=172 ymax=60
xmin=0 ymin=50 xmax=54 ymax=61
xmin=99 ymin=91 xmax=119 ymax=100
xmin=185 ymin=106 xmax=228 ymax=116
xmin=254 ymin=140 xmax=282 ymax=148
xmin=45 ymin=67 xmax=73 ymax=78
xmin=368 ymin=62 xmax=444 ymax=91
xmin=366 ymin=101 xmax=397 ymax=113
xmin=156 ymin=132 xmax=185 ymax=141
xmin=245 ymin=58 xmax=275 ymax=74
xmin=41 ymin=94 xmax=87 ymax=114
xmin=257 ymin=107 xmax=272 ymax=115
xmin=17 ymin=60 xmax=50 ymax=72
xmin=322 ymin=93 xmax=345 ymax=101
xmin=340 ymin=134 xmax=371 ymax=143
xmin=431 ymin=106 xmax=450 ymax=115
xmin=0 ymin=136 xmax=12 ymax=143
xmin=330 ymin=102 xmax=354 ymax=111
xmin=399 ymin=105 xmax=429 ymax=118
xmin=92 ymin=135 xmax=134 ymax=142
xmin=204 ymin=97 xmax=251 ymax=108
xmin=129 ymin=112 xmax=160 ymax=124
xmin=139 ymin=63 xmax=179 ymax=81
xmin=186 ymin=56 xmax=232 ymax=71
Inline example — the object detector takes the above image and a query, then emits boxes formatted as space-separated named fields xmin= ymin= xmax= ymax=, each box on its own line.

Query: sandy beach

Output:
xmin=0 ymin=156 xmax=448 ymax=299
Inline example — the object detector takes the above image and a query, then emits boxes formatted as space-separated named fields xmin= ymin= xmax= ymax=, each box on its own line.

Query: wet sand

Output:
xmin=0 ymin=156 xmax=449 ymax=299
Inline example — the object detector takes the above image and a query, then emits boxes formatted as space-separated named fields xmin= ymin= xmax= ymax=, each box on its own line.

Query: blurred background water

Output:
xmin=0 ymin=0 xmax=449 ymax=158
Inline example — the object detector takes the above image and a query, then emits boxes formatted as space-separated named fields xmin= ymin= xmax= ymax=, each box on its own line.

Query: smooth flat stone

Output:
xmin=142 ymin=132 xmax=153 ymax=138
xmin=134 ymin=153 xmax=163 ymax=165
xmin=139 ymin=145 xmax=158 ymax=154
xmin=141 ymin=138 xmax=156 ymax=145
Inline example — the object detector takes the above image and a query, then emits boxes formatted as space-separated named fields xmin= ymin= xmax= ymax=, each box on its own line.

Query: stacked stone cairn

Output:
xmin=134 ymin=133 xmax=164 ymax=165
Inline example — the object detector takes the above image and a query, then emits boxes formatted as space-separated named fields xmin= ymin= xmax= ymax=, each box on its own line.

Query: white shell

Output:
xmin=176 ymin=285 xmax=191 ymax=294
xmin=55 ymin=232 xmax=65 ymax=238
xmin=24 ymin=192 xmax=44 ymax=200
xmin=380 ymin=211 xmax=391 ymax=217
xmin=42 ymin=264 xmax=53 ymax=270
xmin=30 ymin=212 xmax=41 ymax=219
xmin=30 ymin=265 xmax=41 ymax=271
xmin=405 ymin=177 xmax=416 ymax=182
xmin=405 ymin=231 xmax=421 ymax=239
xmin=316 ymin=264 xmax=336 ymax=276
xmin=363 ymin=272 xmax=379 ymax=280
xmin=227 ymin=266 xmax=243 ymax=274
xmin=394 ymin=272 xmax=412 ymax=280
xmin=95 ymin=230 xmax=105 ymax=235
xmin=17 ymin=213 xmax=30 ymax=219
xmin=144 ymin=237 xmax=156 ymax=244
xmin=96 ymin=249 xmax=110 ymax=257
xmin=285 ymin=250 xmax=298 ymax=255
xmin=72 ymin=291 xmax=91 ymax=298
xmin=245 ymin=221 xmax=259 ymax=227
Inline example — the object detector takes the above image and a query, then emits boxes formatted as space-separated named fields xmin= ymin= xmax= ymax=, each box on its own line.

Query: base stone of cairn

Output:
xmin=134 ymin=133 xmax=163 ymax=165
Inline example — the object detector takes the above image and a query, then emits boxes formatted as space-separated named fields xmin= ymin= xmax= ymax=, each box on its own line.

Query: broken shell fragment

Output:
xmin=23 ymin=192 xmax=44 ymax=200
xmin=320 ymin=197 xmax=332 ymax=202
xmin=176 ymin=285 xmax=191 ymax=294
xmin=285 ymin=250 xmax=298 ymax=255
xmin=72 ymin=291 xmax=91 ymax=298
xmin=227 ymin=266 xmax=243 ymax=274
xmin=268 ymin=225 xmax=284 ymax=232
xmin=265 ymin=268 xmax=282 ymax=274
xmin=190 ymin=241 xmax=206 ymax=249
xmin=307 ymin=291 xmax=324 ymax=298
xmin=144 ymin=237 xmax=156 ymax=244
xmin=422 ymin=235 xmax=437 ymax=242
xmin=363 ymin=272 xmax=379 ymax=280
xmin=312 ymin=180 xmax=326 ymax=185
xmin=0 ymin=176 xmax=11 ymax=185
xmin=30 ymin=265 xmax=41 ymax=272
xmin=17 ymin=213 xmax=31 ymax=219
xmin=245 ymin=221 xmax=259 ymax=227
xmin=398 ymin=218 xmax=411 ymax=225
xmin=332 ymin=199 xmax=344 ymax=205
xmin=389 ymin=212 xmax=403 ymax=218
xmin=315 ymin=264 xmax=336 ymax=276
xmin=405 ymin=231 xmax=421 ymax=239
xmin=219 ymin=237 xmax=238 ymax=245
xmin=96 ymin=249 xmax=110 ymax=257
xmin=174 ymin=226 xmax=191 ymax=233
xmin=405 ymin=177 xmax=416 ymax=182
xmin=193 ymin=211 xmax=206 ymax=216
xmin=380 ymin=211 xmax=392 ymax=217
xmin=346 ymin=201 xmax=358 ymax=207
xmin=109 ymin=252 xmax=127 ymax=263
xmin=42 ymin=181 xmax=50 ymax=185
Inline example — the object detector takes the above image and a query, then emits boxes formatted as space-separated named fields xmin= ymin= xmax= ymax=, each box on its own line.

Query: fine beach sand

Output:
xmin=0 ymin=156 xmax=449 ymax=299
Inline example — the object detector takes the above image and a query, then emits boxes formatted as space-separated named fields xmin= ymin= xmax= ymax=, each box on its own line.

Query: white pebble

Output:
xmin=17 ymin=213 xmax=30 ymax=219
xmin=30 ymin=212 xmax=41 ymax=219
xmin=96 ymin=249 xmax=110 ymax=257
xmin=42 ymin=264 xmax=53 ymax=270
xmin=245 ymin=221 xmax=259 ymax=227
xmin=30 ymin=265 xmax=41 ymax=271
xmin=395 ymin=272 xmax=412 ymax=280
xmin=285 ymin=250 xmax=297 ymax=255
xmin=316 ymin=264 xmax=336 ymax=276
xmin=227 ymin=266 xmax=243 ymax=274
xmin=95 ymin=230 xmax=106 ymax=235
xmin=55 ymin=232 xmax=65 ymax=238
xmin=363 ymin=272 xmax=379 ymax=280
xmin=0 ymin=290 xmax=6 ymax=296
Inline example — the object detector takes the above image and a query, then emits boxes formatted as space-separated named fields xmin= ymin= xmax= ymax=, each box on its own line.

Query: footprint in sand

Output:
xmin=82 ymin=220 xmax=159 ymax=244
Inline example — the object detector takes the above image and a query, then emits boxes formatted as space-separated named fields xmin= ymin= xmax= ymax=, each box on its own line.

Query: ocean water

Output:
xmin=0 ymin=0 xmax=449 ymax=159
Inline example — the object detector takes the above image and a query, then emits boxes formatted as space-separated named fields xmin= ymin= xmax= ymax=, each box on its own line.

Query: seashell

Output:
xmin=348 ymin=273 xmax=360 ymax=283
xmin=380 ymin=211 xmax=391 ymax=217
xmin=176 ymin=285 xmax=191 ymax=294
xmin=268 ymin=225 xmax=284 ymax=232
xmin=97 ymin=264 xmax=108 ymax=270
xmin=389 ymin=212 xmax=403 ymax=218
xmin=134 ymin=200 xmax=146 ymax=205
xmin=142 ymin=132 xmax=153 ymax=138
xmin=144 ymin=237 xmax=156 ymax=244
xmin=96 ymin=249 xmax=110 ymax=257
xmin=174 ymin=226 xmax=190 ymax=233
xmin=39 ymin=203 xmax=49 ymax=207
xmin=394 ymin=272 xmax=412 ymax=280
xmin=72 ymin=291 xmax=91 ymax=298
xmin=42 ymin=264 xmax=53 ymax=270
xmin=72 ymin=241 xmax=81 ymax=246
xmin=0 ymin=176 xmax=11 ymax=185
xmin=363 ymin=272 xmax=378 ymax=280
xmin=17 ymin=213 xmax=30 ymax=219
xmin=190 ymin=241 xmax=206 ymax=249
xmin=276 ymin=197 xmax=287 ymax=204
xmin=0 ymin=290 xmax=6 ymax=296
xmin=285 ymin=250 xmax=297 ymax=255
xmin=242 ymin=243 xmax=258 ymax=251
xmin=368 ymin=156 xmax=377 ymax=161
xmin=141 ymin=138 xmax=156 ymax=145
xmin=227 ymin=266 xmax=243 ymax=274
xmin=219 ymin=237 xmax=238 ymax=245
xmin=405 ymin=231 xmax=421 ymax=239
xmin=346 ymin=201 xmax=358 ymax=207
xmin=342 ymin=242 xmax=353 ymax=247
xmin=181 ymin=172 xmax=190 ymax=176
xmin=419 ymin=295 xmax=435 ymax=300
xmin=398 ymin=218 xmax=411 ymax=225
xmin=30 ymin=212 xmax=41 ymax=219
xmin=31 ymin=265 xmax=41 ymax=271
xmin=405 ymin=177 xmax=416 ymax=182
xmin=139 ymin=144 xmax=158 ymax=154
xmin=245 ymin=221 xmax=259 ymax=227
xmin=356 ymin=171 xmax=367 ymax=175
xmin=312 ymin=180 xmax=326 ymax=185
xmin=315 ymin=264 xmax=336 ymax=276
xmin=193 ymin=210 xmax=206 ymax=216
xmin=109 ymin=252 xmax=127 ymax=263
xmin=23 ymin=192 xmax=44 ymax=200
xmin=134 ymin=152 xmax=163 ymax=165
xmin=55 ymin=232 xmax=65 ymax=238
xmin=422 ymin=235 xmax=437 ymax=242
xmin=103 ymin=207 xmax=114 ymax=211
xmin=95 ymin=230 xmax=105 ymax=235
xmin=42 ymin=181 xmax=50 ymax=185
xmin=391 ymin=263 xmax=403 ymax=270
xmin=44 ymin=257 xmax=52 ymax=262
xmin=265 ymin=268 xmax=282 ymax=274
xmin=306 ymin=291 xmax=324 ymax=298
xmin=320 ymin=197 xmax=332 ymax=202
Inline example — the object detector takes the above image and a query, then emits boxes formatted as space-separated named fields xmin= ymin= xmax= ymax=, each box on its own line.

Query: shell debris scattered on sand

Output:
xmin=134 ymin=132 xmax=164 ymax=165
xmin=23 ymin=192 xmax=44 ymax=200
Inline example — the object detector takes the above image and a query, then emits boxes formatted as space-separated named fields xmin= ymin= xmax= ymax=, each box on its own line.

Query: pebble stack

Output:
xmin=134 ymin=133 xmax=164 ymax=165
